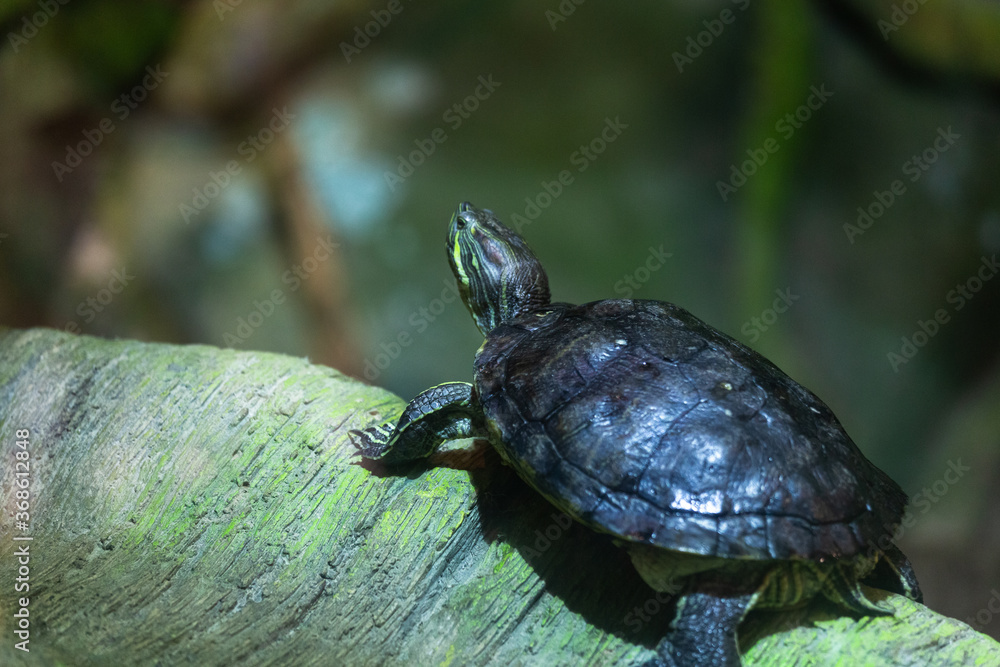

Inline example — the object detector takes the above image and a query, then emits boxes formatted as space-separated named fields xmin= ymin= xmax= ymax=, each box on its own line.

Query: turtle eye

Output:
xmin=455 ymin=217 xmax=467 ymax=230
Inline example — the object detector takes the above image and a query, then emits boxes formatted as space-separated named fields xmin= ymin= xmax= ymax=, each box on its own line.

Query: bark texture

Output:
xmin=0 ymin=328 xmax=996 ymax=666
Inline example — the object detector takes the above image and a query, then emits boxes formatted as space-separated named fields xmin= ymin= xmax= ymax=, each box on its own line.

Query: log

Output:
xmin=0 ymin=328 xmax=996 ymax=666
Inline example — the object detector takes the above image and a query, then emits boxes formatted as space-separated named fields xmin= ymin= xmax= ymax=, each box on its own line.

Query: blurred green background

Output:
xmin=1 ymin=0 xmax=998 ymax=641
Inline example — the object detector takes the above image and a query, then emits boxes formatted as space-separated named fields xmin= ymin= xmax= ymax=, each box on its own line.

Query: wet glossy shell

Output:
xmin=474 ymin=299 xmax=907 ymax=561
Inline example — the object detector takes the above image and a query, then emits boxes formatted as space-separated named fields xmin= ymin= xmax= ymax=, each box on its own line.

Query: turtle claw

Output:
xmin=348 ymin=423 xmax=396 ymax=459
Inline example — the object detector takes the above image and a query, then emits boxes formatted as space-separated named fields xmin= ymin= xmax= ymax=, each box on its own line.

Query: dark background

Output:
xmin=1 ymin=0 xmax=998 ymax=640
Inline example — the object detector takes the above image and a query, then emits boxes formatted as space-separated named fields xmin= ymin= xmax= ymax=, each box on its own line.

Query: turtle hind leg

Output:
xmin=865 ymin=543 xmax=923 ymax=603
xmin=645 ymin=583 xmax=756 ymax=667
xmin=819 ymin=561 xmax=895 ymax=617
xmin=350 ymin=382 xmax=487 ymax=465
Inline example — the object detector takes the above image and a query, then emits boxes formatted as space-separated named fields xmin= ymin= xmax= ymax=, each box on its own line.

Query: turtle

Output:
xmin=352 ymin=201 xmax=922 ymax=666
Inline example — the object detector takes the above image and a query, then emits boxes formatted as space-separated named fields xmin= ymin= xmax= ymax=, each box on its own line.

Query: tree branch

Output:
xmin=0 ymin=329 xmax=996 ymax=665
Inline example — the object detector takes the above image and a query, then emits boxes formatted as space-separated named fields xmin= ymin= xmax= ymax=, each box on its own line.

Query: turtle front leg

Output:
xmin=350 ymin=382 xmax=487 ymax=465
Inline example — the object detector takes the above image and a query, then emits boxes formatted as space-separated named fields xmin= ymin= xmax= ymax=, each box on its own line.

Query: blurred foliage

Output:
xmin=1 ymin=0 xmax=999 ymax=641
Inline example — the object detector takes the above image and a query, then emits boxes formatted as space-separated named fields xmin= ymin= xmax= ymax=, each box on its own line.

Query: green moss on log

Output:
xmin=0 ymin=329 xmax=996 ymax=666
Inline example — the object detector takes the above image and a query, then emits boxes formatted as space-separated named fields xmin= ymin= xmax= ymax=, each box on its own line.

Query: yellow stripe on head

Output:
xmin=446 ymin=201 xmax=551 ymax=336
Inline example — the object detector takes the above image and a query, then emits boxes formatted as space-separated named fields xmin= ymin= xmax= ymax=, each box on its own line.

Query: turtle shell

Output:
xmin=474 ymin=299 xmax=906 ymax=561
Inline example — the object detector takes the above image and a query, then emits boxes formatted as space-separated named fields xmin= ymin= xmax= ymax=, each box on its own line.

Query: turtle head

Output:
xmin=448 ymin=202 xmax=551 ymax=335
